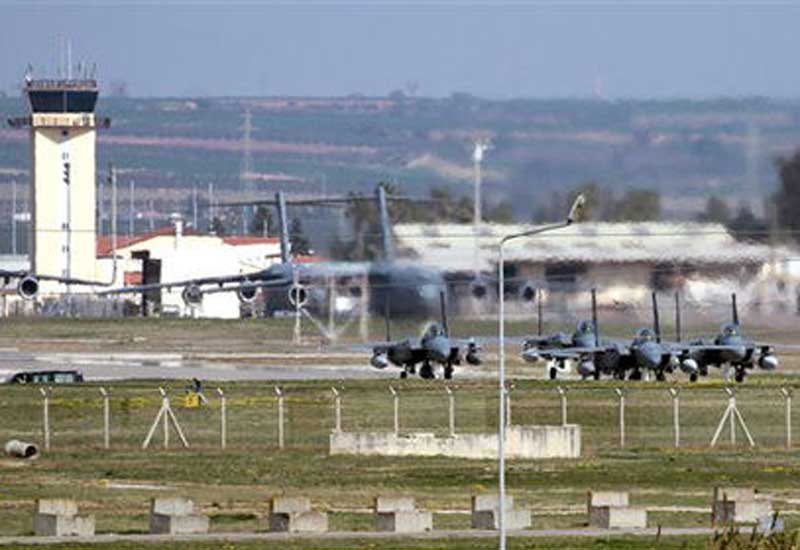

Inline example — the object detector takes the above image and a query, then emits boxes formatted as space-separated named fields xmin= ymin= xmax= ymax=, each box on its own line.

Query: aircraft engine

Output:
xmin=465 ymin=339 xmax=481 ymax=365
xmin=288 ymin=285 xmax=308 ymax=307
xmin=577 ymin=360 xmax=596 ymax=377
xmin=758 ymin=353 xmax=778 ymax=370
xmin=237 ymin=280 xmax=258 ymax=304
xmin=519 ymin=283 xmax=536 ymax=302
xmin=17 ymin=276 xmax=39 ymax=300
xmin=181 ymin=284 xmax=203 ymax=307
xmin=370 ymin=352 xmax=389 ymax=369
xmin=470 ymin=281 xmax=488 ymax=300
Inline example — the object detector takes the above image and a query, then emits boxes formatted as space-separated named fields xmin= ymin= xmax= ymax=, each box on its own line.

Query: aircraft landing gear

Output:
xmin=549 ymin=367 xmax=558 ymax=380
xmin=656 ymin=370 xmax=666 ymax=382
xmin=400 ymin=370 xmax=408 ymax=379
xmin=444 ymin=364 xmax=454 ymax=380
xmin=629 ymin=370 xmax=642 ymax=381
xmin=593 ymin=370 xmax=601 ymax=381
xmin=734 ymin=367 xmax=746 ymax=384
xmin=689 ymin=372 xmax=698 ymax=383
xmin=420 ymin=362 xmax=435 ymax=379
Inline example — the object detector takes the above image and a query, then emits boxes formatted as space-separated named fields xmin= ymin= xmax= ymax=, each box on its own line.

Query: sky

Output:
xmin=1 ymin=1 xmax=798 ymax=99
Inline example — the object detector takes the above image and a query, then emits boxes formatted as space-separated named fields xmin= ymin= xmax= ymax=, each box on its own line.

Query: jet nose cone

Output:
xmin=639 ymin=344 xmax=662 ymax=370
xmin=430 ymin=339 xmax=450 ymax=362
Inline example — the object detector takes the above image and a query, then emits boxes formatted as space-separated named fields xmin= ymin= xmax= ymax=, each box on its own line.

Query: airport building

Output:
xmin=394 ymin=222 xmax=797 ymax=315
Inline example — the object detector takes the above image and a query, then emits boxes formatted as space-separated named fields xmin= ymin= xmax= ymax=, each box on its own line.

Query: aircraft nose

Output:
xmin=431 ymin=340 xmax=450 ymax=362
xmin=640 ymin=345 xmax=661 ymax=370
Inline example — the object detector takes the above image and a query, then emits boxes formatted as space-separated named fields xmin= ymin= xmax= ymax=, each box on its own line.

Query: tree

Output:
xmin=697 ymin=196 xmax=731 ymax=224
xmin=775 ymin=150 xmax=800 ymax=241
xmin=727 ymin=203 xmax=768 ymax=243
xmin=612 ymin=189 xmax=661 ymax=222
xmin=250 ymin=205 xmax=273 ymax=236
xmin=210 ymin=216 xmax=226 ymax=237
xmin=289 ymin=217 xmax=312 ymax=256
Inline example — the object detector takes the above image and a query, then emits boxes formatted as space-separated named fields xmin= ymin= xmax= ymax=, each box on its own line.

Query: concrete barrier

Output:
xmin=587 ymin=491 xmax=647 ymax=529
xmin=713 ymin=487 xmax=772 ymax=525
xmin=470 ymin=494 xmax=531 ymax=531
xmin=149 ymin=497 xmax=209 ymax=535
xmin=34 ymin=499 xmax=95 ymax=537
xmin=268 ymin=496 xmax=328 ymax=533
xmin=373 ymin=496 xmax=432 ymax=533
xmin=330 ymin=425 xmax=581 ymax=459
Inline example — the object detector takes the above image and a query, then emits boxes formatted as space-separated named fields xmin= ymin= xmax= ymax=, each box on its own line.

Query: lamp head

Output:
xmin=567 ymin=194 xmax=586 ymax=225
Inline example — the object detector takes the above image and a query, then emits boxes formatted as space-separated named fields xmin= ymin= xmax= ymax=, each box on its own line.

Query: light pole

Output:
xmin=496 ymin=194 xmax=584 ymax=550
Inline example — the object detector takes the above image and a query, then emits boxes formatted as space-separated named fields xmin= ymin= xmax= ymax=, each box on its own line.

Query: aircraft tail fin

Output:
xmin=537 ymin=289 xmax=543 ymax=336
xmin=440 ymin=290 xmax=449 ymax=337
xmin=591 ymin=288 xmax=599 ymax=347
xmin=276 ymin=191 xmax=290 ymax=263
xmin=376 ymin=185 xmax=395 ymax=262
xmin=652 ymin=292 xmax=661 ymax=343
xmin=732 ymin=293 xmax=739 ymax=325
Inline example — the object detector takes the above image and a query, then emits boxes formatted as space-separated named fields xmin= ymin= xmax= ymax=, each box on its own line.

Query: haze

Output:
xmin=1 ymin=1 xmax=798 ymax=99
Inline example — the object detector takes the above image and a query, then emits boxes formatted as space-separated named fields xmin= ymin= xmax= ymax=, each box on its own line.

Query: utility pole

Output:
xmin=192 ymin=184 xmax=198 ymax=229
xmin=11 ymin=180 xmax=16 ymax=255
xmin=472 ymin=139 xmax=490 ymax=226
xmin=128 ymin=179 xmax=135 ymax=237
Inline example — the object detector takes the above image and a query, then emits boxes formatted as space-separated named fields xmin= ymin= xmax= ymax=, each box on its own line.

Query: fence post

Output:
xmin=274 ymin=386 xmax=284 ymax=450
xmin=40 ymin=387 xmax=51 ymax=451
xmin=505 ymin=383 xmax=515 ymax=428
xmin=782 ymin=387 xmax=793 ymax=449
xmin=728 ymin=388 xmax=736 ymax=445
xmin=99 ymin=387 xmax=110 ymax=450
xmin=331 ymin=387 xmax=342 ymax=433
xmin=389 ymin=386 xmax=399 ymax=435
xmin=615 ymin=388 xmax=626 ymax=448
xmin=445 ymin=386 xmax=455 ymax=436
xmin=217 ymin=388 xmax=226 ymax=450
xmin=669 ymin=388 xmax=680 ymax=448
xmin=557 ymin=386 xmax=568 ymax=426
xmin=161 ymin=388 xmax=169 ymax=449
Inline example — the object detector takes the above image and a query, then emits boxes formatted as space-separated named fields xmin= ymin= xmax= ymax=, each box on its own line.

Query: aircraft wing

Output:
xmin=0 ymin=270 xmax=105 ymax=286
xmin=96 ymin=273 xmax=288 ymax=296
xmin=533 ymin=346 xmax=610 ymax=359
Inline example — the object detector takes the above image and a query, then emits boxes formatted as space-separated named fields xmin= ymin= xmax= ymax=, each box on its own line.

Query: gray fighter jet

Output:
xmin=370 ymin=292 xmax=481 ymax=379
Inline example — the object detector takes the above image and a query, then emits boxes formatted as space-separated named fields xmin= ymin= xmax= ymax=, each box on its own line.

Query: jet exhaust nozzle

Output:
xmin=4 ymin=439 xmax=39 ymax=460
xmin=17 ymin=276 xmax=39 ymax=300
xmin=370 ymin=353 xmax=389 ymax=370
xmin=577 ymin=361 xmax=596 ymax=377
xmin=237 ymin=280 xmax=258 ymax=304
xmin=181 ymin=284 xmax=203 ymax=307
xmin=759 ymin=354 xmax=778 ymax=370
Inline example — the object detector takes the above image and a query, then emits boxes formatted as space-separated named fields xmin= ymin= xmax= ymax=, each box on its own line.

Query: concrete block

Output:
xmin=151 ymin=497 xmax=195 ymax=516
xmin=588 ymin=491 xmax=629 ymax=510
xmin=34 ymin=514 xmax=95 ymax=537
xmin=375 ymin=496 xmax=416 ymax=513
xmin=589 ymin=506 xmax=647 ymax=529
xmin=270 ymin=496 xmax=312 ymax=514
xmin=36 ymin=499 xmax=78 ymax=516
xmin=713 ymin=500 xmax=773 ymax=525
xmin=375 ymin=511 xmax=433 ymax=533
xmin=149 ymin=513 xmax=209 ymax=535
xmin=471 ymin=509 xmax=531 ymax=531
xmin=269 ymin=511 xmax=328 ymax=533
xmin=472 ymin=494 xmax=514 ymax=512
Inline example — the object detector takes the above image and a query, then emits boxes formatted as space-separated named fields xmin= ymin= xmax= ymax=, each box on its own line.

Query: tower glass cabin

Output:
xmin=24 ymin=79 xmax=100 ymax=291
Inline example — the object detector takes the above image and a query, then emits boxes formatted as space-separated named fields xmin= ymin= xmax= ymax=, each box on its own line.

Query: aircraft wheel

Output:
xmin=593 ymin=370 xmax=601 ymax=381
xmin=689 ymin=373 xmax=698 ymax=383
xmin=629 ymin=370 xmax=642 ymax=381
xmin=656 ymin=371 xmax=666 ymax=382
xmin=444 ymin=365 xmax=454 ymax=380
xmin=420 ymin=363 xmax=435 ymax=379
xmin=400 ymin=371 xmax=408 ymax=379
xmin=735 ymin=369 xmax=745 ymax=384
xmin=699 ymin=365 xmax=708 ymax=377
xmin=549 ymin=367 xmax=557 ymax=380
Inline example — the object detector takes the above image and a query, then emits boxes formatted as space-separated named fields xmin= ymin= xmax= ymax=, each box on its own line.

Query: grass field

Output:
xmin=1 ymin=317 xmax=799 ymax=548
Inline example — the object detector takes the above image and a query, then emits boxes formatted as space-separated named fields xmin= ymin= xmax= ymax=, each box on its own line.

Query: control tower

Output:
xmin=10 ymin=77 xmax=107 ymax=292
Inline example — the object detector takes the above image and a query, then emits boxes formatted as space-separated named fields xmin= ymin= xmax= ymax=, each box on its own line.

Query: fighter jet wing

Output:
xmin=530 ymin=346 xmax=610 ymax=359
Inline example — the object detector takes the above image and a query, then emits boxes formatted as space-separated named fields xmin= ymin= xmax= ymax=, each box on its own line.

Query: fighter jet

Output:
xmin=685 ymin=293 xmax=778 ymax=383
xmin=369 ymin=292 xmax=481 ymax=379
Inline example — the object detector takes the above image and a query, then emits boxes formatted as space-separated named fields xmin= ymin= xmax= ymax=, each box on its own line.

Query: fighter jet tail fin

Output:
xmin=675 ymin=291 xmax=682 ymax=343
xmin=384 ymin=294 xmax=392 ymax=342
xmin=276 ymin=191 xmax=291 ymax=263
xmin=440 ymin=290 xmax=449 ymax=337
xmin=732 ymin=293 xmax=739 ymax=325
xmin=376 ymin=185 xmax=395 ymax=262
xmin=652 ymin=292 xmax=661 ymax=343
xmin=591 ymin=288 xmax=599 ymax=347
xmin=537 ymin=289 xmax=543 ymax=336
